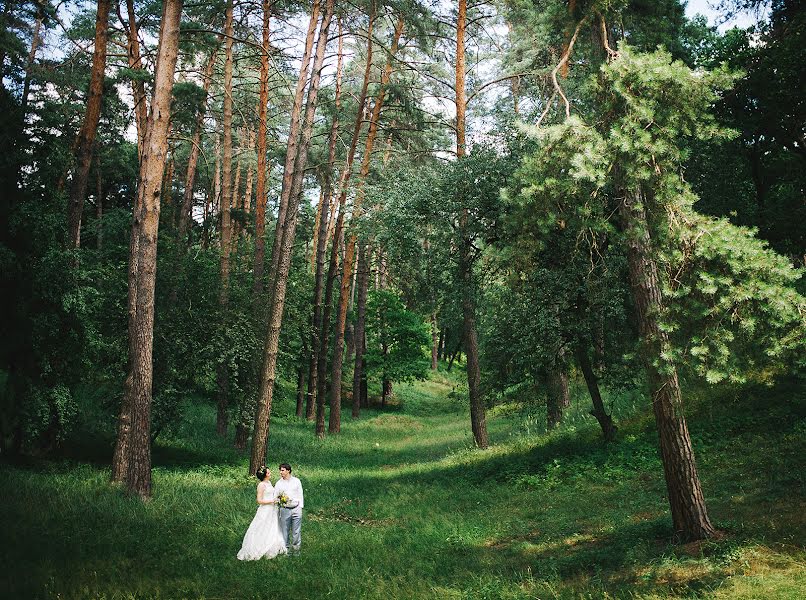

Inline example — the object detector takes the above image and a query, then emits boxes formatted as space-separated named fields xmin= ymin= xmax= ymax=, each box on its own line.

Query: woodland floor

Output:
xmin=1 ymin=367 xmax=805 ymax=599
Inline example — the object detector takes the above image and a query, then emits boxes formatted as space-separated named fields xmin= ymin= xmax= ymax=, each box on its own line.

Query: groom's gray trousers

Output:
xmin=279 ymin=506 xmax=302 ymax=554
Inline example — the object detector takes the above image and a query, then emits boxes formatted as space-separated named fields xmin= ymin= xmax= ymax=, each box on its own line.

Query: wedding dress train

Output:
xmin=237 ymin=482 xmax=287 ymax=560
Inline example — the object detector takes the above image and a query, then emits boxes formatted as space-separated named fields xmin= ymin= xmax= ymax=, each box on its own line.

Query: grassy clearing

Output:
xmin=1 ymin=369 xmax=804 ymax=599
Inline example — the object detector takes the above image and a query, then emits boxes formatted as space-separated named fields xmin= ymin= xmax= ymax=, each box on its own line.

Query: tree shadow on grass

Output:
xmin=429 ymin=517 xmax=752 ymax=598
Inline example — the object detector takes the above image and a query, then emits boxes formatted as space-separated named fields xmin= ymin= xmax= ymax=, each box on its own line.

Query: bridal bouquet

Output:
xmin=277 ymin=492 xmax=290 ymax=507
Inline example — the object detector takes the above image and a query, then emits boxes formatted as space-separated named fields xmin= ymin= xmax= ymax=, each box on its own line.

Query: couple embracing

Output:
xmin=237 ymin=463 xmax=304 ymax=561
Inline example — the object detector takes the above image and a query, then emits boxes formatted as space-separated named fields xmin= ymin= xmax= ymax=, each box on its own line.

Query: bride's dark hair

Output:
xmin=255 ymin=466 xmax=268 ymax=481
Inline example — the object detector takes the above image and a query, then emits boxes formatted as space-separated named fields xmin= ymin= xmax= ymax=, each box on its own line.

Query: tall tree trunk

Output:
xmin=122 ymin=0 xmax=148 ymax=157
xmin=315 ymin=201 xmax=341 ymax=437
xmin=162 ymin=142 xmax=174 ymax=221
xmin=305 ymin=184 xmax=329 ymax=421
xmin=295 ymin=355 xmax=306 ymax=418
xmin=430 ymin=312 xmax=439 ymax=370
xmin=305 ymin=19 xmax=344 ymax=420
xmin=546 ymin=362 xmax=570 ymax=430
xmin=455 ymin=0 xmax=488 ymax=449
xmin=232 ymin=128 xmax=243 ymax=238
xmin=242 ymin=126 xmax=255 ymax=231
xmin=112 ymin=0 xmax=183 ymax=498
xmin=258 ymin=0 xmax=320 ymax=302
xmin=95 ymin=154 xmax=103 ymax=250
xmin=315 ymin=8 xmax=375 ymax=438
xmin=330 ymin=15 xmax=404 ymax=434
xmin=306 ymin=31 xmax=342 ymax=421
xmin=179 ymin=46 xmax=218 ymax=243
xmin=235 ymin=1 xmax=272 ymax=449
xmin=360 ymin=345 xmax=368 ymax=408
xmin=351 ymin=242 xmax=370 ymax=418
xmin=619 ymin=186 xmax=715 ymax=541
xmin=250 ymin=0 xmax=334 ymax=474
xmin=437 ymin=326 xmax=445 ymax=360
xmin=216 ymin=0 xmax=236 ymax=437
xmin=251 ymin=0 xmax=273 ymax=296
xmin=67 ymin=0 xmax=111 ymax=249
xmin=205 ymin=133 xmax=221 ymax=248
xmin=20 ymin=6 xmax=43 ymax=116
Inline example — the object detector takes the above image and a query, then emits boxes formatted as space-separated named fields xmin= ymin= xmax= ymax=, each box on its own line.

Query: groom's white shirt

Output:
xmin=275 ymin=475 xmax=304 ymax=511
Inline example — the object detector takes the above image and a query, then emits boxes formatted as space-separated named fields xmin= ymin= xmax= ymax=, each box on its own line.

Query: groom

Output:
xmin=274 ymin=463 xmax=304 ymax=555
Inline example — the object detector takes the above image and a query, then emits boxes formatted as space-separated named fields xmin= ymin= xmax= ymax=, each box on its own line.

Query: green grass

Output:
xmin=1 ymin=369 xmax=804 ymax=599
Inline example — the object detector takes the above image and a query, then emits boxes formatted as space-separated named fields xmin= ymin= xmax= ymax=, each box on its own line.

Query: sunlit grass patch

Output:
xmin=1 ymin=370 xmax=804 ymax=599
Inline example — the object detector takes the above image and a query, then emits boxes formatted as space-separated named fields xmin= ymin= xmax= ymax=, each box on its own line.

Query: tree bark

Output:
xmin=351 ymin=242 xmax=370 ymax=417
xmin=295 ymin=355 xmax=306 ymax=418
xmin=437 ymin=326 xmax=445 ymax=360
xmin=122 ymin=0 xmax=148 ymax=157
xmin=250 ymin=0 xmax=334 ymax=474
xmin=179 ymin=47 xmax=218 ymax=243
xmin=251 ymin=0 xmax=273 ymax=296
xmin=546 ymin=362 xmax=570 ymax=430
xmin=112 ymin=0 xmax=183 ymax=498
xmin=95 ymin=154 xmax=103 ymax=250
xmin=216 ymin=0 xmax=236 ymax=437
xmin=619 ymin=186 xmax=715 ymax=541
xmin=577 ymin=345 xmax=617 ymax=441
xmin=430 ymin=312 xmax=439 ymax=370
xmin=67 ymin=0 xmax=111 ymax=249
xmin=456 ymin=0 xmax=488 ymax=449
xmin=257 ymin=0 xmax=320 ymax=302
xmin=315 ymin=7 xmax=375 ymax=438
xmin=20 ymin=6 xmax=43 ymax=116
xmin=306 ymin=31 xmax=342 ymax=421
xmin=242 ymin=127 xmax=255 ymax=221
xmin=330 ymin=15 xmax=404 ymax=434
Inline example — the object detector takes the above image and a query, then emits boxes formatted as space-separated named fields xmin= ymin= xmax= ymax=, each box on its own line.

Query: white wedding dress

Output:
xmin=237 ymin=481 xmax=288 ymax=560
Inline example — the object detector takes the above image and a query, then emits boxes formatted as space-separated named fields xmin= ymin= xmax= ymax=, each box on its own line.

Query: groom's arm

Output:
xmin=297 ymin=479 xmax=304 ymax=509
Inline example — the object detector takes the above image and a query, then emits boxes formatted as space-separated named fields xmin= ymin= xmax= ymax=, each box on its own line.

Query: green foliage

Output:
xmin=366 ymin=289 xmax=431 ymax=388
xmin=510 ymin=45 xmax=804 ymax=390
xmin=665 ymin=214 xmax=805 ymax=383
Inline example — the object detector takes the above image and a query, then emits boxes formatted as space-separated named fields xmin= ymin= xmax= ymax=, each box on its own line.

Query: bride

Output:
xmin=237 ymin=466 xmax=288 ymax=560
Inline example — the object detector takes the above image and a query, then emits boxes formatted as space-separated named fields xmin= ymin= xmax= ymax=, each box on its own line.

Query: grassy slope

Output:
xmin=1 ymin=369 xmax=804 ymax=599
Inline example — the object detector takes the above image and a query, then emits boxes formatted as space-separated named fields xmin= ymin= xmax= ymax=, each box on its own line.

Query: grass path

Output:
xmin=1 ymin=370 xmax=805 ymax=599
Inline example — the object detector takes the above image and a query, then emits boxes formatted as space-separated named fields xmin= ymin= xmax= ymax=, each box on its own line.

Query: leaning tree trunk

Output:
xmin=577 ymin=345 xmax=617 ymax=441
xmin=455 ymin=0 xmax=488 ymax=449
xmin=112 ymin=0 xmax=183 ymax=499
xmin=619 ymin=186 xmax=716 ymax=541
xmin=67 ymin=0 xmax=111 ymax=250
xmin=249 ymin=0 xmax=334 ymax=474
xmin=256 ymin=0 xmax=320 ymax=302
xmin=330 ymin=15 xmax=404 ymax=433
